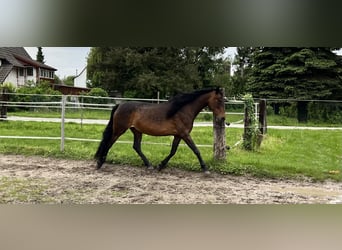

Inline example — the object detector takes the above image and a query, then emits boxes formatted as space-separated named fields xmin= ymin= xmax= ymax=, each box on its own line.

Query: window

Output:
xmin=19 ymin=68 xmax=24 ymax=76
xmin=26 ymin=67 xmax=33 ymax=76
xmin=39 ymin=68 xmax=54 ymax=79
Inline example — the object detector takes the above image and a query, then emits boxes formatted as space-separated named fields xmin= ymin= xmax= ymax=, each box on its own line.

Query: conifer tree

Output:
xmin=36 ymin=47 xmax=45 ymax=63
xmin=249 ymin=47 xmax=342 ymax=122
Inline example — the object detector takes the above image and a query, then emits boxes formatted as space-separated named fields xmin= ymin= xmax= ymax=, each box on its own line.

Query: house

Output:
xmin=0 ymin=47 xmax=57 ymax=87
xmin=52 ymin=66 xmax=90 ymax=95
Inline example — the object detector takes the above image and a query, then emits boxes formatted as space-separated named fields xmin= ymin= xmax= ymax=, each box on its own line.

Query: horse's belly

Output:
xmin=132 ymin=120 xmax=176 ymax=136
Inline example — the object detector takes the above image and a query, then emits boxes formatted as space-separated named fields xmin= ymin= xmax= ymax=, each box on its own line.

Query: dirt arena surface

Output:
xmin=1 ymin=154 xmax=341 ymax=204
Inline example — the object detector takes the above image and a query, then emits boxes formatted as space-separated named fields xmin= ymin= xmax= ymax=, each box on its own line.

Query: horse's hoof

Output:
xmin=147 ymin=165 xmax=154 ymax=171
xmin=96 ymin=161 xmax=103 ymax=170
xmin=156 ymin=164 xmax=164 ymax=172
xmin=203 ymin=170 xmax=211 ymax=176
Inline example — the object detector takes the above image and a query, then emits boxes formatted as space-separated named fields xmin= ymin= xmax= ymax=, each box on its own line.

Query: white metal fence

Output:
xmin=0 ymin=93 xmax=248 ymax=151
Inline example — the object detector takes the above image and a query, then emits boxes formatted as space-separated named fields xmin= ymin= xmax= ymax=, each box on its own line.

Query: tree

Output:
xmin=62 ymin=76 xmax=75 ymax=86
xmin=36 ymin=47 xmax=45 ymax=63
xmin=231 ymin=47 xmax=256 ymax=96
xmin=195 ymin=47 xmax=225 ymax=88
xmin=212 ymin=58 xmax=233 ymax=95
xmin=54 ymin=75 xmax=62 ymax=85
xmin=87 ymin=47 xmax=227 ymax=98
xmin=249 ymin=47 xmax=342 ymax=122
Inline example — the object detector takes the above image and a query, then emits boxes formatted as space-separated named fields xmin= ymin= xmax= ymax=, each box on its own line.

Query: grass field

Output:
xmin=7 ymin=109 xmax=229 ymax=122
xmin=8 ymin=108 xmax=342 ymax=127
xmin=1 ymin=120 xmax=341 ymax=181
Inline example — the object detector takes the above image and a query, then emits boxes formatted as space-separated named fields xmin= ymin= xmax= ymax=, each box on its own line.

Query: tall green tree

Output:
xmin=249 ymin=47 xmax=342 ymax=122
xmin=36 ymin=47 xmax=45 ymax=63
xmin=195 ymin=47 xmax=225 ymax=88
xmin=87 ymin=47 xmax=227 ymax=98
xmin=231 ymin=47 xmax=255 ymax=96
xmin=212 ymin=58 xmax=232 ymax=95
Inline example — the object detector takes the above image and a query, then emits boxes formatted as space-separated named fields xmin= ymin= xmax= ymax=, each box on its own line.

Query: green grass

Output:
xmin=8 ymin=109 xmax=243 ymax=123
xmin=267 ymin=115 xmax=342 ymax=127
xmin=8 ymin=109 xmax=342 ymax=127
xmin=0 ymin=176 xmax=53 ymax=203
xmin=225 ymin=129 xmax=342 ymax=181
xmin=0 ymin=120 xmax=341 ymax=181
xmin=8 ymin=109 xmax=111 ymax=120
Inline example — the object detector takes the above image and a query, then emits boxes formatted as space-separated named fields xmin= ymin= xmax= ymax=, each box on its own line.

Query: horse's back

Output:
xmin=116 ymin=101 xmax=142 ymax=114
xmin=114 ymin=101 xmax=177 ymax=136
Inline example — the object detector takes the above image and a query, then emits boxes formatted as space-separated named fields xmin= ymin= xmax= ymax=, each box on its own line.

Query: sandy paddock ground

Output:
xmin=0 ymin=154 xmax=341 ymax=204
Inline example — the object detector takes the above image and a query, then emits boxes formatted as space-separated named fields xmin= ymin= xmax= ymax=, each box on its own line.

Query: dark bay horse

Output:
xmin=94 ymin=88 xmax=225 ymax=174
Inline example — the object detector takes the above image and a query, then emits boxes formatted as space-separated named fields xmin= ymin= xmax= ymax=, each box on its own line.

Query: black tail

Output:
xmin=94 ymin=105 xmax=119 ymax=167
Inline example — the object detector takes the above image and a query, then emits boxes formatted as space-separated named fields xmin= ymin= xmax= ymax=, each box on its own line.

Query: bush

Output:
xmin=308 ymin=102 xmax=342 ymax=124
xmin=10 ymin=81 xmax=62 ymax=111
xmin=277 ymin=101 xmax=342 ymax=124
xmin=16 ymin=81 xmax=61 ymax=101
xmin=86 ymin=87 xmax=108 ymax=97
xmin=82 ymin=87 xmax=109 ymax=104
xmin=0 ymin=82 xmax=16 ymax=93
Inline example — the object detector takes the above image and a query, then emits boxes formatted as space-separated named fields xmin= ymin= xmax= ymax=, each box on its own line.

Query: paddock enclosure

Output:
xmin=1 ymin=154 xmax=342 ymax=204
xmin=1 ymin=92 xmax=245 ymax=152
xmin=1 ymin=93 xmax=342 ymax=203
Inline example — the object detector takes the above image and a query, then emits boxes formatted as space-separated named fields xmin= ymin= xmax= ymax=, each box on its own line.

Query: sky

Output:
xmin=25 ymin=47 xmax=238 ymax=79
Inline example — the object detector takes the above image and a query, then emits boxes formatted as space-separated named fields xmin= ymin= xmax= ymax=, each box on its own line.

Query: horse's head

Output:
xmin=208 ymin=88 xmax=226 ymax=123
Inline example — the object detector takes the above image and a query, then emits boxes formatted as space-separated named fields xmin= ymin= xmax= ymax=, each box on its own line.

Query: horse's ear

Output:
xmin=215 ymin=87 xmax=223 ymax=94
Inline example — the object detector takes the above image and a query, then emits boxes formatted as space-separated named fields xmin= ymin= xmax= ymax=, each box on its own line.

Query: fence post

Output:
xmin=80 ymin=96 xmax=83 ymax=128
xmin=0 ymin=88 xmax=8 ymax=120
xmin=258 ymin=99 xmax=267 ymax=134
xmin=213 ymin=88 xmax=226 ymax=160
xmin=243 ymin=94 xmax=257 ymax=151
xmin=243 ymin=103 xmax=251 ymax=150
xmin=60 ymin=95 xmax=66 ymax=152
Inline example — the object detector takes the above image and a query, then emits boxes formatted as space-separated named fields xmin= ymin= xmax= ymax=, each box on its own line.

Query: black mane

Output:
xmin=166 ymin=88 xmax=217 ymax=118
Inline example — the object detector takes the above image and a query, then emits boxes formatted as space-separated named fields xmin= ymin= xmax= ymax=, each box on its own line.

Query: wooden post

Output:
xmin=258 ymin=99 xmax=267 ymax=134
xmin=243 ymin=94 xmax=255 ymax=151
xmin=213 ymin=89 xmax=226 ymax=160
xmin=0 ymin=88 xmax=8 ymax=120
xmin=243 ymin=104 xmax=252 ymax=150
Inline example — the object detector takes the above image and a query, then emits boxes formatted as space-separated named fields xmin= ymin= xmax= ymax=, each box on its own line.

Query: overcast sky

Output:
xmin=24 ymin=47 xmax=237 ymax=79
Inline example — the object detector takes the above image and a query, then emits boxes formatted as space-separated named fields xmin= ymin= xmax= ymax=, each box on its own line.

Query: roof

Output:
xmin=14 ymin=54 xmax=56 ymax=71
xmin=0 ymin=64 xmax=13 ymax=83
xmin=0 ymin=47 xmax=56 ymax=71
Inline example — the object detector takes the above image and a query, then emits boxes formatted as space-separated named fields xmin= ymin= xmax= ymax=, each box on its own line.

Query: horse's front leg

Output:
xmin=182 ymin=134 xmax=210 ymax=175
xmin=157 ymin=136 xmax=181 ymax=171
xmin=130 ymin=128 xmax=153 ymax=170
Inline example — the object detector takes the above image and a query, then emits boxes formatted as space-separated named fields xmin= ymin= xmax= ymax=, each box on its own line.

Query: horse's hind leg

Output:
xmin=130 ymin=128 xmax=153 ymax=169
xmin=96 ymin=132 xmax=122 ymax=169
xmin=96 ymin=123 xmax=128 ymax=169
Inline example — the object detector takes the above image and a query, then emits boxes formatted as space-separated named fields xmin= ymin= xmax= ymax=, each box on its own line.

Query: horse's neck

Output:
xmin=187 ymin=93 xmax=210 ymax=119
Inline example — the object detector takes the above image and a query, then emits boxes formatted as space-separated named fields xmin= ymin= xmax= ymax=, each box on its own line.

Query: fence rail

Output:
xmin=0 ymin=93 xmax=254 ymax=116
xmin=2 ymin=92 xmax=341 ymax=155
xmin=1 ymin=93 xmax=242 ymax=152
